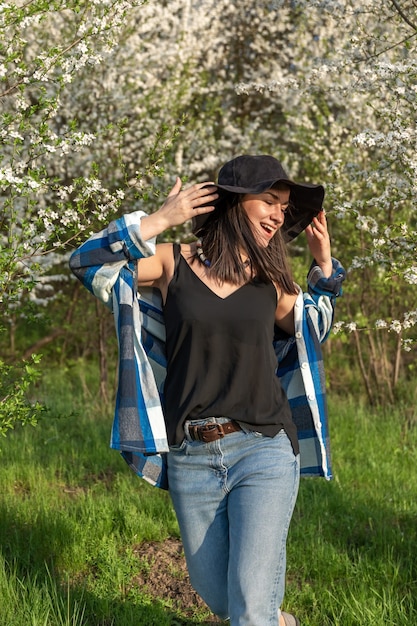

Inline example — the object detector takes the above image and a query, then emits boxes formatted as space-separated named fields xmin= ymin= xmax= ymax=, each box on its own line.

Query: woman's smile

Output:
xmin=240 ymin=187 xmax=290 ymax=246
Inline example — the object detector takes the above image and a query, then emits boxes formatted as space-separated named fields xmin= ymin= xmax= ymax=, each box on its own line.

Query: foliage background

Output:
xmin=1 ymin=0 xmax=416 ymax=423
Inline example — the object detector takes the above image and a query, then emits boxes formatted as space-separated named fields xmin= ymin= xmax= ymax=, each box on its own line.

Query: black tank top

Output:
xmin=163 ymin=244 xmax=299 ymax=454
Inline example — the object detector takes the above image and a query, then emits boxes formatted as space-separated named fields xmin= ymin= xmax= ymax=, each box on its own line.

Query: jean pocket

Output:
xmin=168 ymin=439 xmax=187 ymax=453
xmin=238 ymin=423 xmax=264 ymax=438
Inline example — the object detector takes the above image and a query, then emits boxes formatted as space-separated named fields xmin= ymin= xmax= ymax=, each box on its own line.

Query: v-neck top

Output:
xmin=162 ymin=244 xmax=298 ymax=453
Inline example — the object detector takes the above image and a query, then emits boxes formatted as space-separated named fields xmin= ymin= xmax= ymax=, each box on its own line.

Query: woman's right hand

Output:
xmin=140 ymin=177 xmax=218 ymax=241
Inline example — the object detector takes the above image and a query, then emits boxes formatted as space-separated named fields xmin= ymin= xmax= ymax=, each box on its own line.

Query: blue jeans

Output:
xmin=167 ymin=417 xmax=300 ymax=626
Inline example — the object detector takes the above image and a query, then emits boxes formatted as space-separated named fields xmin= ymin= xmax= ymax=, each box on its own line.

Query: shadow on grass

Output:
xmin=288 ymin=477 xmax=417 ymax=623
xmin=0 ymin=500 xmax=221 ymax=625
xmin=295 ymin=477 xmax=417 ymax=566
xmin=3 ymin=481 xmax=416 ymax=625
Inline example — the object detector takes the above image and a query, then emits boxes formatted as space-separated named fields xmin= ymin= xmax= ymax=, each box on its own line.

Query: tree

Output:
xmin=0 ymin=0 xmax=155 ymax=431
xmin=2 ymin=0 xmax=416 ymax=421
xmin=234 ymin=0 xmax=417 ymax=402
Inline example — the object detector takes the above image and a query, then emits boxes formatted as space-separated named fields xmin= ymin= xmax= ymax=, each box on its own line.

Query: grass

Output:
xmin=0 ymin=363 xmax=416 ymax=625
xmin=288 ymin=395 xmax=417 ymax=625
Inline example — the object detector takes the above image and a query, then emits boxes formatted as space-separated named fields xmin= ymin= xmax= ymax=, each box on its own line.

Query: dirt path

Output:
xmin=132 ymin=537 xmax=225 ymax=624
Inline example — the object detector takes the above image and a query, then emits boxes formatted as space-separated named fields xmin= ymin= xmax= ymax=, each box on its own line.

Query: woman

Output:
xmin=70 ymin=154 xmax=346 ymax=626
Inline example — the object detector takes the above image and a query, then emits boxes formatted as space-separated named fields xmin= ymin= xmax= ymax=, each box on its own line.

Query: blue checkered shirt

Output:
xmin=69 ymin=211 xmax=346 ymax=489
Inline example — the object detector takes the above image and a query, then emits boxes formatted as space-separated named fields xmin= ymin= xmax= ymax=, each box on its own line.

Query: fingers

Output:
xmin=184 ymin=181 xmax=217 ymax=200
xmin=313 ymin=210 xmax=327 ymax=227
xmin=306 ymin=209 xmax=332 ymax=269
xmin=307 ymin=211 xmax=328 ymax=238
xmin=158 ymin=180 xmax=218 ymax=229
xmin=179 ymin=182 xmax=218 ymax=210
xmin=306 ymin=211 xmax=330 ymax=248
xmin=166 ymin=176 xmax=182 ymax=198
xmin=195 ymin=185 xmax=219 ymax=209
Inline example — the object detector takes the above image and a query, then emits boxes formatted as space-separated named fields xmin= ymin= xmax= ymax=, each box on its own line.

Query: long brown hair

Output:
xmin=195 ymin=193 xmax=298 ymax=295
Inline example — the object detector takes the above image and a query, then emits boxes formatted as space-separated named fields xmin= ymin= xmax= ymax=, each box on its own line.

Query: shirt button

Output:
xmin=301 ymin=362 xmax=308 ymax=369
xmin=295 ymin=331 xmax=302 ymax=338
xmin=308 ymin=394 xmax=315 ymax=401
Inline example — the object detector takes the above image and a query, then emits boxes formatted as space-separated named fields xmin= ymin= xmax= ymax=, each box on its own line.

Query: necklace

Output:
xmin=196 ymin=240 xmax=251 ymax=269
xmin=196 ymin=240 xmax=211 ymax=267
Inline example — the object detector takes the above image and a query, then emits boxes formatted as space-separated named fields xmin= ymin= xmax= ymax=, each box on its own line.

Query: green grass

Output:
xmin=287 ymin=397 xmax=417 ymax=625
xmin=1 ymin=365 xmax=416 ymax=625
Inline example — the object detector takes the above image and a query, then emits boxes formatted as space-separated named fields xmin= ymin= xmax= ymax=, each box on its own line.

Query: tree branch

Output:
xmin=390 ymin=0 xmax=417 ymax=31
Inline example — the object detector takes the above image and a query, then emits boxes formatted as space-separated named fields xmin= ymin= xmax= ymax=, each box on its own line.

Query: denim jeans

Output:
xmin=167 ymin=417 xmax=300 ymax=626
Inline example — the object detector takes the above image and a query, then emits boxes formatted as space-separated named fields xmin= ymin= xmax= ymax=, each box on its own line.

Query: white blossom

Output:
xmin=404 ymin=266 xmax=417 ymax=285
xmin=402 ymin=339 xmax=413 ymax=352
xmin=332 ymin=321 xmax=344 ymax=334
xmin=1 ymin=0 xmax=416 ymax=375
xmin=389 ymin=320 xmax=402 ymax=334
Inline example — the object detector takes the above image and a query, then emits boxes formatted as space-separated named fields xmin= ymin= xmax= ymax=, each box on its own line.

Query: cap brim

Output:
xmin=282 ymin=183 xmax=325 ymax=243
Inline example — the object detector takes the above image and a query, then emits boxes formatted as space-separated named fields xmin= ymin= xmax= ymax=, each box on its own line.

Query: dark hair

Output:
xmin=195 ymin=194 xmax=298 ymax=295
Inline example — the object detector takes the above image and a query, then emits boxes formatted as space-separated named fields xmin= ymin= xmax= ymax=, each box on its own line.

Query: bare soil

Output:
xmin=132 ymin=537 xmax=225 ymax=624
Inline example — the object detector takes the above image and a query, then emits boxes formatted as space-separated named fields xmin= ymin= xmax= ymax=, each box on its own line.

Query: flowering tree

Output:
xmin=287 ymin=0 xmax=417 ymax=403
xmin=137 ymin=0 xmax=417 ymax=403
xmin=0 ymin=0 xmax=157 ymax=430
xmin=231 ymin=0 xmax=416 ymax=402
xmin=1 ymin=0 xmax=416 ymax=427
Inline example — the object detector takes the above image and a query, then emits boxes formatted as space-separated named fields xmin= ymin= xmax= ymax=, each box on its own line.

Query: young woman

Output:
xmin=70 ymin=154 xmax=346 ymax=626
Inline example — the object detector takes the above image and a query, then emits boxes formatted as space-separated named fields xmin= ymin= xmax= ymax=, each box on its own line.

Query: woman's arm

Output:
xmin=69 ymin=178 xmax=218 ymax=300
xmin=275 ymin=292 xmax=298 ymax=335
xmin=136 ymin=178 xmax=218 ymax=288
xmin=140 ymin=177 xmax=217 ymax=241
xmin=275 ymin=210 xmax=334 ymax=335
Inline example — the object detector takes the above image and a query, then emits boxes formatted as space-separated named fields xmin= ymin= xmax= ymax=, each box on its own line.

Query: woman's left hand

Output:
xmin=305 ymin=210 xmax=333 ymax=278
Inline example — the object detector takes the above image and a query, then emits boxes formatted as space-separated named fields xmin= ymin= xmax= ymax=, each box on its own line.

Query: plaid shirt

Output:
xmin=69 ymin=211 xmax=346 ymax=489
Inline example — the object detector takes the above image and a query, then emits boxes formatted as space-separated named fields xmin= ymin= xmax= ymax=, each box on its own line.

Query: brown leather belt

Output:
xmin=188 ymin=420 xmax=242 ymax=443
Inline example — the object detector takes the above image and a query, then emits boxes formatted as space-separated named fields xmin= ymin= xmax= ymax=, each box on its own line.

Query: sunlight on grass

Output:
xmin=1 ymin=367 xmax=416 ymax=625
xmin=286 ymin=396 xmax=417 ymax=625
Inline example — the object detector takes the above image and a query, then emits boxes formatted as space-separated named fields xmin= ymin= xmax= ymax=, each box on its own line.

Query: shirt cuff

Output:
xmin=308 ymin=258 xmax=346 ymax=297
xmin=107 ymin=211 xmax=156 ymax=260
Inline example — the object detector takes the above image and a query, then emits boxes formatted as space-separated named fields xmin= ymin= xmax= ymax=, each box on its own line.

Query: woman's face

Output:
xmin=240 ymin=185 xmax=291 ymax=247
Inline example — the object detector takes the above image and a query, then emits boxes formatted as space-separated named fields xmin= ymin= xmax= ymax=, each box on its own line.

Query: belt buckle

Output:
xmin=189 ymin=422 xmax=224 ymax=442
xmin=200 ymin=423 xmax=223 ymax=442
